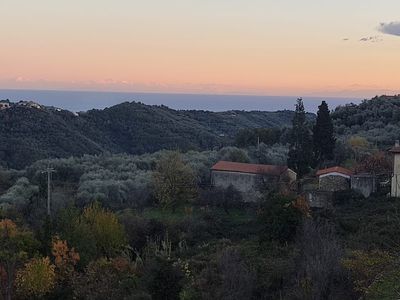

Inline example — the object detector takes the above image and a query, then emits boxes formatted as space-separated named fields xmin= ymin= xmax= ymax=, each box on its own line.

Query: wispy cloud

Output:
xmin=378 ymin=21 xmax=400 ymax=36
xmin=359 ymin=36 xmax=382 ymax=43
xmin=0 ymin=77 xmax=275 ymax=95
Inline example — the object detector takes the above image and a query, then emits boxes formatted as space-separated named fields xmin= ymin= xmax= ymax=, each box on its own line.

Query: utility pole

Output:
xmin=42 ymin=166 xmax=56 ymax=217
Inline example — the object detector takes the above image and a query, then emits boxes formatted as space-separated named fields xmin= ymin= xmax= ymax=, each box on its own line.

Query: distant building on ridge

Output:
xmin=0 ymin=100 xmax=11 ymax=110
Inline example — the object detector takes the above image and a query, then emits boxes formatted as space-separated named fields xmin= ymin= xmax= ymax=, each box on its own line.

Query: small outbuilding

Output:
xmin=316 ymin=166 xmax=353 ymax=192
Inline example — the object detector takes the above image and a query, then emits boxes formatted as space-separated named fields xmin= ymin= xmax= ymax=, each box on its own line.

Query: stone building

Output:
xmin=390 ymin=140 xmax=400 ymax=197
xmin=211 ymin=161 xmax=296 ymax=200
xmin=316 ymin=166 xmax=353 ymax=192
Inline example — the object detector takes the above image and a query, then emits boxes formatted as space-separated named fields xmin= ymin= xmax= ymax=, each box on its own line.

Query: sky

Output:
xmin=1 ymin=0 xmax=400 ymax=97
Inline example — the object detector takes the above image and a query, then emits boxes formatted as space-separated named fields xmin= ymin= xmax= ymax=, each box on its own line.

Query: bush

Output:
xmin=0 ymin=177 xmax=39 ymax=210
xmin=176 ymin=216 xmax=211 ymax=246
xmin=258 ymin=194 xmax=302 ymax=243
xmin=248 ymin=143 xmax=289 ymax=165
xmin=217 ymin=147 xmax=250 ymax=163
xmin=198 ymin=186 xmax=243 ymax=213
xmin=293 ymin=219 xmax=353 ymax=299
xmin=72 ymin=257 xmax=138 ymax=299
xmin=119 ymin=212 xmax=166 ymax=253
xmin=191 ymin=247 xmax=255 ymax=300
xmin=15 ymin=257 xmax=56 ymax=299
xmin=141 ymin=256 xmax=184 ymax=300
xmin=333 ymin=189 xmax=364 ymax=206
xmin=56 ymin=204 xmax=127 ymax=266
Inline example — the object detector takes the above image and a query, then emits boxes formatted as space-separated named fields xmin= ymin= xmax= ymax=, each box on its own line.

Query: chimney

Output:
xmin=396 ymin=140 xmax=400 ymax=147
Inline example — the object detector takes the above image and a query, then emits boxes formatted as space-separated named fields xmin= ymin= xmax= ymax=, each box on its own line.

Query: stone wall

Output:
xmin=211 ymin=171 xmax=258 ymax=192
xmin=305 ymin=191 xmax=333 ymax=209
xmin=351 ymin=175 xmax=377 ymax=198
xmin=211 ymin=168 xmax=299 ymax=202
xmin=319 ymin=175 xmax=350 ymax=192
xmin=211 ymin=170 xmax=285 ymax=202
xmin=211 ymin=171 xmax=285 ymax=192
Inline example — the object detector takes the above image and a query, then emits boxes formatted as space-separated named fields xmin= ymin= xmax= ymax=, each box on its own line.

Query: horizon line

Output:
xmin=0 ymin=87 xmax=368 ymax=100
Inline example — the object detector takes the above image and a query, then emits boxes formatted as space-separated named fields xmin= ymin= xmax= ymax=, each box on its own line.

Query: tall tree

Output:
xmin=287 ymin=98 xmax=314 ymax=177
xmin=153 ymin=152 xmax=197 ymax=211
xmin=313 ymin=101 xmax=336 ymax=165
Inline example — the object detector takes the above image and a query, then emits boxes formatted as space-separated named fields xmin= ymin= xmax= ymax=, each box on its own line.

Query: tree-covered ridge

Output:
xmin=182 ymin=108 xmax=309 ymax=137
xmin=332 ymin=95 xmax=400 ymax=147
xmin=0 ymin=107 xmax=104 ymax=169
xmin=3 ymin=95 xmax=400 ymax=171
xmin=0 ymin=101 xmax=303 ymax=169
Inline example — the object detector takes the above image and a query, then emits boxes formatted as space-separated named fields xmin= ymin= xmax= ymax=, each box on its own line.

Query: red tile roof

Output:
xmin=211 ymin=161 xmax=289 ymax=176
xmin=389 ymin=146 xmax=400 ymax=153
xmin=316 ymin=166 xmax=353 ymax=177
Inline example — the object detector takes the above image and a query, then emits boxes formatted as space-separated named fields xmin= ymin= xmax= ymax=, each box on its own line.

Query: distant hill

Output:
xmin=0 ymin=101 xmax=307 ymax=169
xmin=332 ymin=95 xmax=400 ymax=147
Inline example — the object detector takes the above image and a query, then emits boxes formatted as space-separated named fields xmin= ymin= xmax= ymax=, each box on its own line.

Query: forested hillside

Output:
xmin=0 ymin=107 xmax=104 ymax=169
xmin=2 ymin=95 xmax=400 ymax=170
xmin=332 ymin=95 xmax=400 ymax=147
xmin=0 ymin=101 xmax=305 ymax=169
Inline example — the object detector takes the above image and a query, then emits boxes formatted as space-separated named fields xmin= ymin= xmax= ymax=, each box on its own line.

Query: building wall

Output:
xmin=211 ymin=169 xmax=296 ymax=201
xmin=211 ymin=170 xmax=258 ymax=193
xmin=351 ymin=175 xmax=376 ymax=198
xmin=284 ymin=169 xmax=297 ymax=183
xmin=211 ymin=170 xmax=290 ymax=191
xmin=392 ymin=154 xmax=400 ymax=197
xmin=319 ymin=175 xmax=350 ymax=192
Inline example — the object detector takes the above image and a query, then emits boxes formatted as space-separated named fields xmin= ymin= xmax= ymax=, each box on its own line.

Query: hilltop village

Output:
xmin=0 ymin=99 xmax=42 ymax=110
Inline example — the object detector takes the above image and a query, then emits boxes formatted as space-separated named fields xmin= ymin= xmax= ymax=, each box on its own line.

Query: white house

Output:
xmin=390 ymin=140 xmax=400 ymax=197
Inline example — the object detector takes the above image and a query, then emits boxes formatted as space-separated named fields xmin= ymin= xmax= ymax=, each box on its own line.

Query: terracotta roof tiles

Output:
xmin=211 ymin=161 xmax=290 ymax=176
xmin=389 ymin=146 xmax=400 ymax=153
xmin=316 ymin=166 xmax=353 ymax=177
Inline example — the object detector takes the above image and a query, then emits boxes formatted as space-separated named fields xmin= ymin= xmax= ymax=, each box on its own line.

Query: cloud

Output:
xmin=359 ymin=36 xmax=382 ymax=43
xmin=379 ymin=21 xmax=400 ymax=36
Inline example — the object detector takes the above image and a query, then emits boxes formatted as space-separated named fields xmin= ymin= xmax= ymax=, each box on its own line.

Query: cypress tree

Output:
xmin=287 ymin=98 xmax=314 ymax=177
xmin=313 ymin=101 xmax=335 ymax=165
